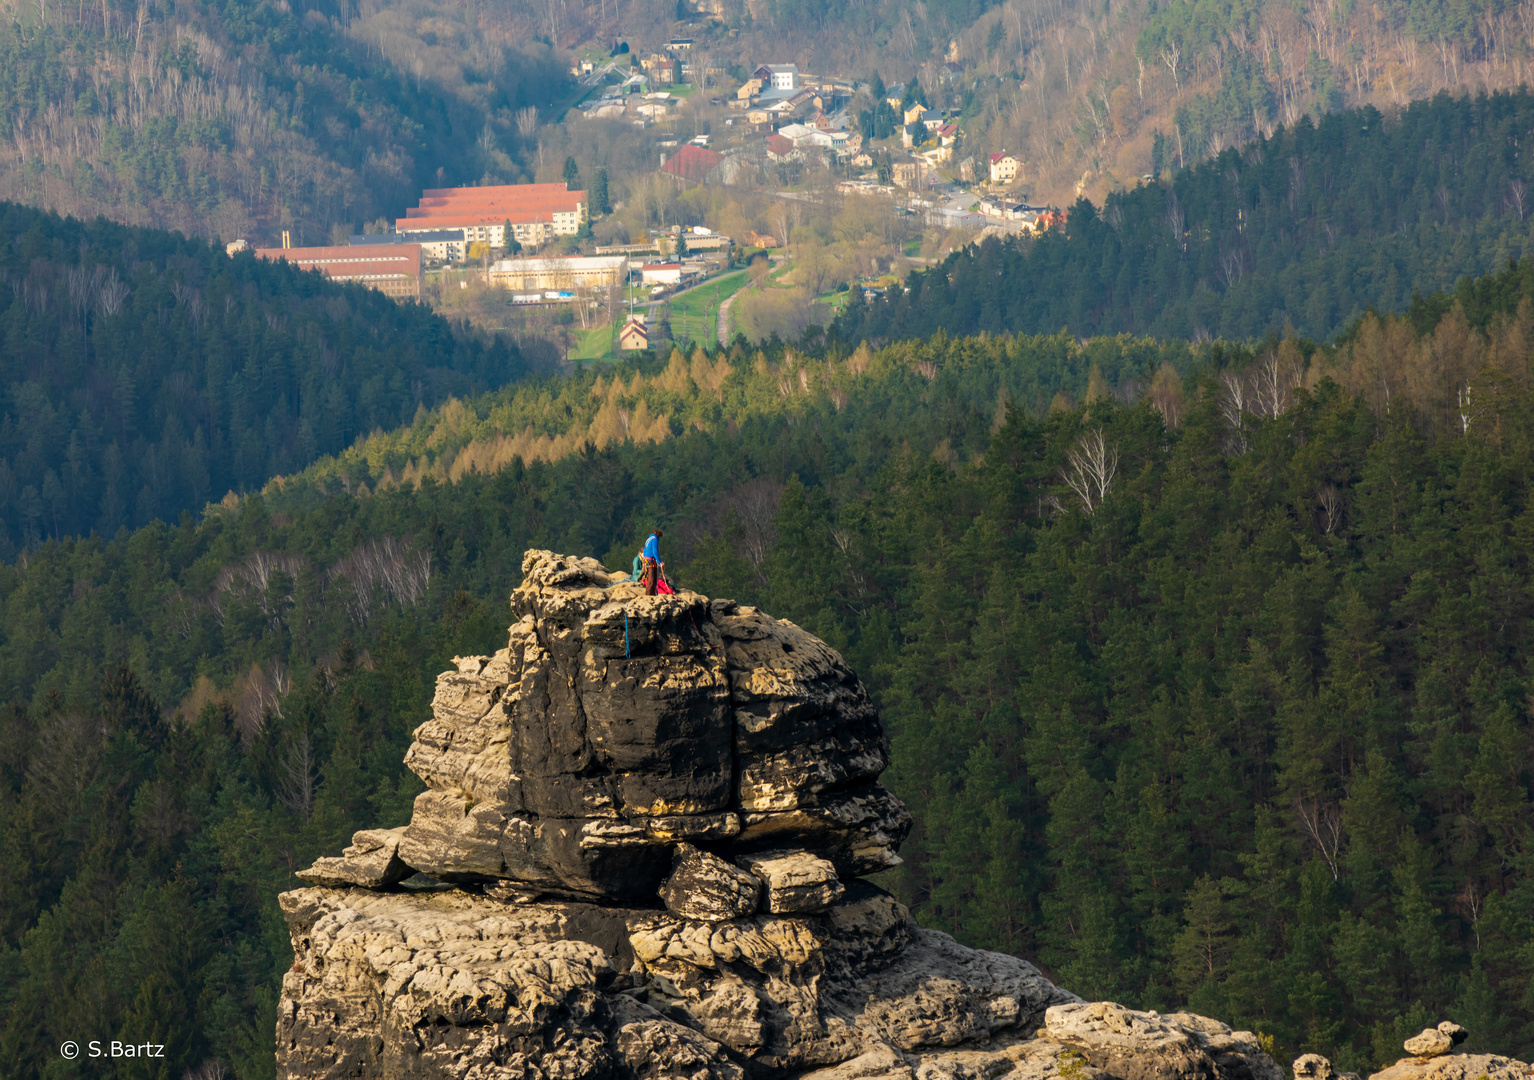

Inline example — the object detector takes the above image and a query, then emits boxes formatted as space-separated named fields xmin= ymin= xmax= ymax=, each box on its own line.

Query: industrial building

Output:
xmin=396 ymin=183 xmax=589 ymax=248
xmin=255 ymin=244 xmax=422 ymax=299
xmin=351 ymin=229 xmax=466 ymax=263
xmin=487 ymin=255 xmax=629 ymax=291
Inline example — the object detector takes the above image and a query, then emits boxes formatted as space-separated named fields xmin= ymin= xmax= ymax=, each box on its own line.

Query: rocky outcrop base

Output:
xmin=277 ymin=882 xmax=1282 ymax=1080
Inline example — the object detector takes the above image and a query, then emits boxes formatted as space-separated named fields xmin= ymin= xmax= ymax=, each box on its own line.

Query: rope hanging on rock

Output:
xmin=625 ymin=611 xmax=630 ymax=659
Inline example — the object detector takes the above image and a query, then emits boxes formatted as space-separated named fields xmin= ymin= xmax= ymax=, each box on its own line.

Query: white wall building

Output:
xmin=488 ymin=255 xmax=628 ymax=291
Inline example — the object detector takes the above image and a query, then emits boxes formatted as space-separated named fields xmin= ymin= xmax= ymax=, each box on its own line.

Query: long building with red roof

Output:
xmin=255 ymin=244 xmax=421 ymax=299
xmin=396 ymin=183 xmax=589 ymax=248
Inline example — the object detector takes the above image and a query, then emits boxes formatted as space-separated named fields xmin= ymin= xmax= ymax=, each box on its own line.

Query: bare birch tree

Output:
xmin=1061 ymin=428 xmax=1118 ymax=513
xmin=1296 ymin=798 xmax=1343 ymax=879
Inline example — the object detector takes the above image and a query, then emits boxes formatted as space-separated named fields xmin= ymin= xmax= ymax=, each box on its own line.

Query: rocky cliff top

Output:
xmin=298 ymin=550 xmax=908 ymax=906
xmin=273 ymin=551 xmax=1305 ymax=1080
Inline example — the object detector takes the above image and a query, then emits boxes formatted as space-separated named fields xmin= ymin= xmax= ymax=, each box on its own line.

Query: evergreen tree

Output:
xmin=591 ymin=168 xmax=611 ymax=215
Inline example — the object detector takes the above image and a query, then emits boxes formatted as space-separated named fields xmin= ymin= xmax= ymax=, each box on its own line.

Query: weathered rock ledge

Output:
xmin=277 ymin=881 xmax=1284 ymax=1080
xmin=277 ymin=552 xmax=1287 ymax=1080
xmin=1293 ymin=1022 xmax=1531 ymax=1080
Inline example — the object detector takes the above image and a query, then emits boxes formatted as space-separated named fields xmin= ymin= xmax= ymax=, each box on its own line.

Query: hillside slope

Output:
xmin=947 ymin=0 xmax=1534 ymax=204
xmin=541 ymin=0 xmax=1534 ymax=206
xmin=0 ymin=202 xmax=523 ymax=548
xmin=0 ymin=0 xmax=1520 ymax=237
xmin=0 ymin=0 xmax=567 ymax=242
xmin=4 ymin=260 xmax=1534 ymax=1075
xmin=837 ymin=91 xmax=1534 ymax=345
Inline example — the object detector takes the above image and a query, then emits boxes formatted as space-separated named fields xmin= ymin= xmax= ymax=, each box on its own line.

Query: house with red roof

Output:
xmin=660 ymin=144 xmax=726 ymax=185
xmin=619 ymin=314 xmax=649 ymax=351
xmin=765 ymin=133 xmax=795 ymax=159
xmin=989 ymin=151 xmax=1021 ymax=184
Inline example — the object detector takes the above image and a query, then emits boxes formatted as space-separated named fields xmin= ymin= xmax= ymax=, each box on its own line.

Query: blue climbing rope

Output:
xmin=625 ymin=611 xmax=630 ymax=658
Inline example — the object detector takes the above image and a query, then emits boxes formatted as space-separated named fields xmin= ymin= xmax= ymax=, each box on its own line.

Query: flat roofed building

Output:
xmin=640 ymin=263 xmax=684 ymax=285
xmin=255 ymin=244 xmax=421 ymax=299
xmin=487 ymin=255 xmax=628 ymax=291
xmin=680 ymin=233 xmax=732 ymax=251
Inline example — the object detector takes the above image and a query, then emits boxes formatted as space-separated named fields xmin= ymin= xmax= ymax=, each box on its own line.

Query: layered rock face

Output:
xmin=380 ymin=549 xmax=908 ymax=902
xmin=278 ymin=551 xmax=1285 ymax=1080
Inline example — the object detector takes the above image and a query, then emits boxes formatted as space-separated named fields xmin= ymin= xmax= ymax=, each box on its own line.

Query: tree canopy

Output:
xmin=0 ymin=202 xmax=523 ymax=548
xmin=837 ymin=91 xmax=1534 ymax=345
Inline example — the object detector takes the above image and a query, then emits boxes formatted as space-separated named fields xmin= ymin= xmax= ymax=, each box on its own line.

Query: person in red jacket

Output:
xmin=641 ymin=529 xmax=664 ymax=595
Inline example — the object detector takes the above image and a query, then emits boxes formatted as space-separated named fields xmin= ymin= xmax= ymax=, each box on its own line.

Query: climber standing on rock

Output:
xmin=641 ymin=528 xmax=664 ymax=595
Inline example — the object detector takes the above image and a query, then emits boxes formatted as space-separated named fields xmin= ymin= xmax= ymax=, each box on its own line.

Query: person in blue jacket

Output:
xmin=641 ymin=528 xmax=664 ymax=595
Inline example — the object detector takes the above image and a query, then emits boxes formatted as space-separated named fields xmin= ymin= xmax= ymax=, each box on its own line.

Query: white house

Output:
xmin=989 ymin=151 xmax=1022 ymax=184
xmin=755 ymin=64 xmax=798 ymax=92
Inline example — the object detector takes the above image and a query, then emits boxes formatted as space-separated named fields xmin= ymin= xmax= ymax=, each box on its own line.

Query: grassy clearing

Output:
xmin=664 ymin=270 xmax=750 ymax=345
xmin=816 ymin=290 xmax=849 ymax=315
xmin=570 ymin=321 xmax=618 ymax=361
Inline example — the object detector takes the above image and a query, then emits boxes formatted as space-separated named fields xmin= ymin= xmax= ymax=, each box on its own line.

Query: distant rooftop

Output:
xmin=351 ymin=229 xmax=465 ymax=244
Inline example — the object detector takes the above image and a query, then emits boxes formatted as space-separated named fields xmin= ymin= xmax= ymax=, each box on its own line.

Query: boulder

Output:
xmin=659 ymin=843 xmax=762 ymax=921
xmin=737 ymin=849 xmax=845 ymax=913
xmin=396 ymin=790 xmax=508 ymax=880
xmin=1404 ymin=1030 xmax=1454 ymax=1059
xmin=1294 ymin=1054 xmax=1336 ymax=1080
xmin=1437 ymin=1023 xmax=1468 ymax=1047
xmin=1042 ymin=1002 xmax=1284 ymax=1080
xmin=295 ymin=828 xmax=410 ymax=888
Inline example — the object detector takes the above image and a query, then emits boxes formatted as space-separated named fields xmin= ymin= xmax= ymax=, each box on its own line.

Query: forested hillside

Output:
xmin=0 ymin=0 xmax=567 ymax=241
xmin=6 ymin=256 xmax=1534 ymax=1075
xmin=892 ymin=0 xmax=1534 ymax=204
xmin=837 ymin=92 xmax=1534 ymax=345
xmin=262 ymin=324 xmax=1202 ymax=499
xmin=0 ymin=202 xmax=522 ymax=548
xmin=490 ymin=0 xmax=1534 ymax=207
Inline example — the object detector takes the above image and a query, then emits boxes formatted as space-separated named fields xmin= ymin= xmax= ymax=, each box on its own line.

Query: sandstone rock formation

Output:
xmin=383 ymin=550 xmax=909 ymax=901
xmin=278 ymin=551 xmax=1288 ymax=1080
xmin=1370 ymin=1054 xmax=1532 ymax=1080
xmin=1294 ymin=1053 xmax=1338 ymax=1080
xmin=1295 ymin=1022 xmax=1531 ymax=1080
xmin=1363 ymin=1021 xmax=1529 ymax=1080
xmin=1043 ymin=1003 xmax=1282 ymax=1080
xmin=1402 ymin=1030 xmax=1455 ymax=1059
